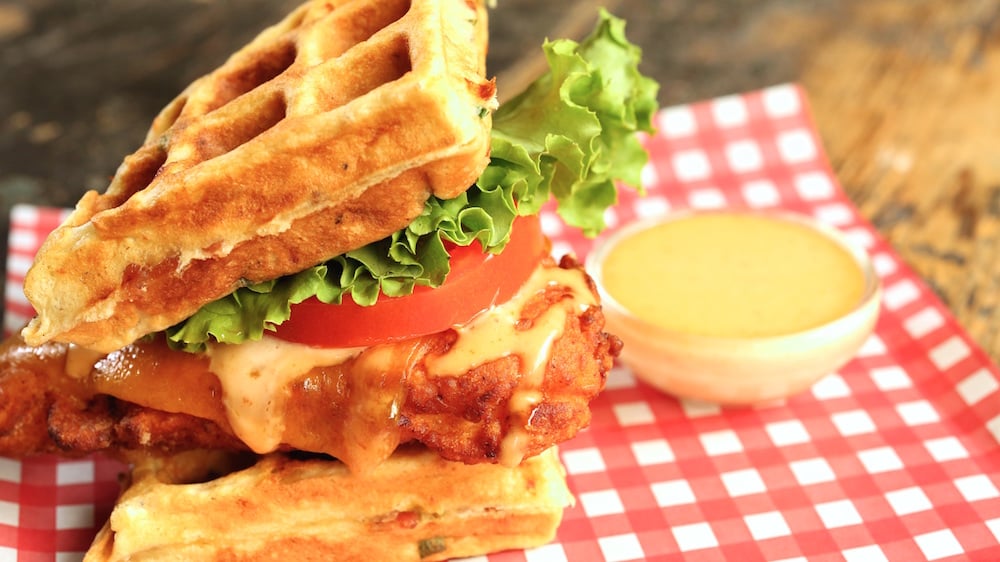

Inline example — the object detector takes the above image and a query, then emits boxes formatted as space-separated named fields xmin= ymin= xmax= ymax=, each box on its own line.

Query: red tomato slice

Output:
xmin=272 ymin=215 xmax=547 ymax=348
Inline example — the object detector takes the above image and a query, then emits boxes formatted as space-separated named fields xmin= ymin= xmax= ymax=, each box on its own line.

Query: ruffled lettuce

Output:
xmin=166 ymin=9 xmax=658 ymax=351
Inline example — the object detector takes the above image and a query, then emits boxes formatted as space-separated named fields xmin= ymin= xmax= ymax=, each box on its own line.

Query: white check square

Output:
xmin=903 ymin=307 xmax=944 ymax=339
xmin=742 ymin=179 xmax=780 ymax=207
xmin=776 ymin=129 xmax=818 ymax=163
xmin=525 ymin=543 xmax=568 ymax=562
xmin=658 ymin=106 xmax=697 ymax=138
xmin=832 ymin=409 xmax=876 ymax=436
xmin=762 ymin=84 xmax=801 ymax=117
xmin=813 ymin=203 xmax=854 ymax=227
xmin=56 ymin=504 xmax=94 ymax=530
xmin=793 ymin=171 xmax=835 ymax=200
xmin=605 ymin=366 xmax=637 ymax=390
xmin=924 ymin=436 xmax=968 ymax=462
xmin=882 ymin=279 xmax=920 ymax=311
xmin=9 ymin=230 xmax=38 ymax=252
xmin=954 ymin=474 xmax=1000 ymax=502
xmin=672 ymin=150 xmax=711 ymax=182
xmin=896 ymin=400 xmax=940 ymax=426
xmin=789 ymin=457 xmax=836 ymax=485
xmin=671 ymin=522 xmax=719 ymax=552
xmin=699 ymin=429 xmax=744 ymax=456
xmin=640 ymin=161 xmax=659 ymax=190
xmin=580 ymin=489 xmax=625 ymax=517
xmin=872 ymin=253 xmax=898 ymax=277
xmin=815 ymin=499 xmax=862 ymax=529
xmin=633 ymin=196 xmax=671 ymax=219
xmin=929 ymin=336 xmax=970 ymax=370
xmin=681 ymin=400 xmax=721 ymax=418
xmin=842 ymin=545 xmax=889 ymax=562
xmin=744 ymin=511 xmax=791 ymax=540
xmin=766 ymin=419 xmax=811 ymax=446
xmin=858 ymin=334 xmax=888 ymax=357
xmin=561 ymin=448 xmax=606 ymax=475
xmin=0 ymin=458 xmax=20 ymax=483
xmin=725 ymin=140 xmax=764 ymax=173
xmin=811 ymin=373 xmax=851 ymax=400
xmin=651 ymin=479 xmax=696 ymax=507
xmin=0 ymin=500 xmax=18 ymax=527
xmin=598 ymin=533 xmax=645 ymax=562
xmin=631 ymin=439 xmax=675 ymax=466
xmin=857 ymin=446 xmax=904 ymax=474
xmin=870 ymin=366 xmax=912 ymax=391
xmin=885 ymin=486 xmax=932 ymax=515
xmin=721 ymin=468 xmax=766 ymax=497
xmin=956 ymin=368 xmax=1000 ymax=406
xmin=915 ymin=529 xmax=964 ymax=560
xmin=613 ymin=402 xmax=655 ymax=427
xmin=57 ymin=460 xmax=95 ymax=485
xmin=712 ymin=95 xmax=749 ymax=127
xmin=688 ymin=188 xmax=727 ymax=209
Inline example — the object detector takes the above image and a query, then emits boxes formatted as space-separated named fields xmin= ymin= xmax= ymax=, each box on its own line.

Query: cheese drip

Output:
xmin=65 ymin=344 xmax=107 ymax=379
xmin=426 ymin=265 xmax=597 ymax=466
xmin=206 ymin=339 xmax=363 ymax=453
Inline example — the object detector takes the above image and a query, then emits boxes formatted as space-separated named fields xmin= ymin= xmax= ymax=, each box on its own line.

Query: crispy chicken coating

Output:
xmin=0 ymin=258 xmax=621 ymax=471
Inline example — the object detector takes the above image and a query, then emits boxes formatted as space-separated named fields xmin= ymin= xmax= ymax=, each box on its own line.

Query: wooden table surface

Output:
xmin=2 ymin=0 xmax=999 ymax=360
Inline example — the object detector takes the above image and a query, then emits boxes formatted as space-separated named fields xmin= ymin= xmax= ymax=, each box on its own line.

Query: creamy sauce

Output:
xmin=600 ymin=213 xmax=865 ymax=338
xmin=206 ymin=338 xmax=363 ymax=453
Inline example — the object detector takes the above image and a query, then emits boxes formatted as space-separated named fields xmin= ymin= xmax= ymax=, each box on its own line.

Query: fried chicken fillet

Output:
xmin=0 ymin=256 xmax=619 ymax=472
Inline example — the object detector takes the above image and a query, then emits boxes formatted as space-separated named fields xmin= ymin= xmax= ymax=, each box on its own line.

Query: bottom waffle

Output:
xmin=85 ymin=445 xmax=573 ymax=561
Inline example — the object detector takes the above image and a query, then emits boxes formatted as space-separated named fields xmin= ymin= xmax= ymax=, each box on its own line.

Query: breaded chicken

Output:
xmin=0 ymin=258 xmax=620 ymax=472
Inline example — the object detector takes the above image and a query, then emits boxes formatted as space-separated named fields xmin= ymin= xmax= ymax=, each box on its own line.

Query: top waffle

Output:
xmin=22 ymin=0 xmax=496 ymax=353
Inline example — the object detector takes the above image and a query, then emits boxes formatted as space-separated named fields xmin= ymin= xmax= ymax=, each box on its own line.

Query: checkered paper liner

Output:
xmin=4 ymin=84 xmax=1000 ymax=561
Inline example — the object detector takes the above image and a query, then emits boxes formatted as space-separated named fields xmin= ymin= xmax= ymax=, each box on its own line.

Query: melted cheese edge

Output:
xmin=201 ymin=262 xmax=598 ymax=463
xmin=205 ymin=339 xmax=364 ymax=453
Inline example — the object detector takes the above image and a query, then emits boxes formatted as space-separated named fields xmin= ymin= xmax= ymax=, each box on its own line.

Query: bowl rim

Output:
xmin=584 ymin=208 xmax=882 ymax=345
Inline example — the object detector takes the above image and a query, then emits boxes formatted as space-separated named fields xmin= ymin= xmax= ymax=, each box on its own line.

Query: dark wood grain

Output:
xmin=3 ymin=0 xmax=1000 ymax=359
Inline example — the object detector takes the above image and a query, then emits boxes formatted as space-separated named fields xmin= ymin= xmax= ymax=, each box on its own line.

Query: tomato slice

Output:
xmin=272 ymin=215 xmax=547 ymax=348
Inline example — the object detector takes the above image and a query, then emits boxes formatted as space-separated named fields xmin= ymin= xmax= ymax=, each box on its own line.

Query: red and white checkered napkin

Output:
xmin=4 ymin=84 xmax=1000 ymax=561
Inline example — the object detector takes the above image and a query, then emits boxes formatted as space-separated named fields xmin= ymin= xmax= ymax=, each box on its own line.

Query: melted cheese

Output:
xmin=64 ymin=344 xmax=107 ymax=379
xmin=327 ymin=341 xmax=422 ymax=473
xmin=206 ymin=338 xmax=363 ymax=453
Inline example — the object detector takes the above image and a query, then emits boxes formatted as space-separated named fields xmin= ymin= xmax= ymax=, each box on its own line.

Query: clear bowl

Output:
xmin=585 ymin=210 xmax=882 ymax=405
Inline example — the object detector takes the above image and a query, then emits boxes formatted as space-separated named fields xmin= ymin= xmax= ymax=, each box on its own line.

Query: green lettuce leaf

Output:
xmin=166 ymin=9 xmax=659 ymax=352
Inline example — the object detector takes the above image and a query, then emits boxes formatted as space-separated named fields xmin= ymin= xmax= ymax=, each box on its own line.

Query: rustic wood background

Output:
xmin=2 ymin=0 xmax=999 ymax=359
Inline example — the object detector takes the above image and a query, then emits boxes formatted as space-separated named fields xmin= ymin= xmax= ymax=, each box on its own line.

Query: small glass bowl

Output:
xmin=586 ymin=210 xmax=882 ymax=405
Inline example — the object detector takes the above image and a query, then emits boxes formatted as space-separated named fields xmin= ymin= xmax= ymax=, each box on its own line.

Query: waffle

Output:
xmin=23 ymin=0 xmax=496 ymax=353
xmin=84 ymin=446 xmax=573 ymax=562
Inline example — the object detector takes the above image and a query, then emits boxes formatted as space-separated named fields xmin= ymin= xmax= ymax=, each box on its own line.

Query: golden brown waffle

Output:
xmin=84 ymin=446 xmax=573 ymax=562
xmin=23 ymin=0 xmax=496 ymax=353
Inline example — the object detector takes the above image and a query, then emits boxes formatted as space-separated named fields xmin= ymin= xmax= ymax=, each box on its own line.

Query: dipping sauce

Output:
xmin=600 ymin=212 xmax=866 ymax=338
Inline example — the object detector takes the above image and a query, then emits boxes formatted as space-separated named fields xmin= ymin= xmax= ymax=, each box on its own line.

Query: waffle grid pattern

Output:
xmin=20 ymin=0 xmax=494 ymax=353
xmin=4 ymin=84 xmax=1000 ymax=561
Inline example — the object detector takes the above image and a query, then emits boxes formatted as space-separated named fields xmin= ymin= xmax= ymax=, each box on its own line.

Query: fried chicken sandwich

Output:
xmin=0 ymin=0 xmax=657 ymax=559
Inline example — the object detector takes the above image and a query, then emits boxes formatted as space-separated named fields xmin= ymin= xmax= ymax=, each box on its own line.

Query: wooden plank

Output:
xmin=798 ymin=0 xmax=1000 ymax=358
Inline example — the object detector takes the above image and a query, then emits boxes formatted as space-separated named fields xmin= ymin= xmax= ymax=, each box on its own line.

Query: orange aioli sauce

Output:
xmin=599 ymin=213 xmax=866 ymax=338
